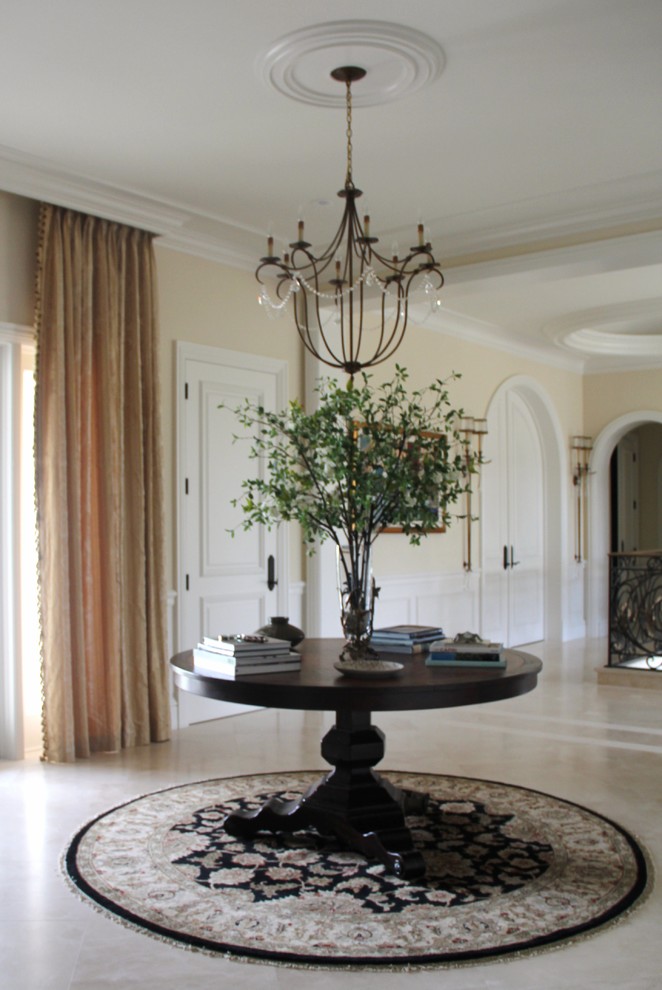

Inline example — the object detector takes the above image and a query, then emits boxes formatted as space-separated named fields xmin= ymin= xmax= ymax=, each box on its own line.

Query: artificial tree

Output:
xmin=229 ymin=366 xmax=476 ymax=661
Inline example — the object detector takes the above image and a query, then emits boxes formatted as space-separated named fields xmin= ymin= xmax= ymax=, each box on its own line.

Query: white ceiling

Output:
xmin=1 ymin=0 xmax=661 ymax=371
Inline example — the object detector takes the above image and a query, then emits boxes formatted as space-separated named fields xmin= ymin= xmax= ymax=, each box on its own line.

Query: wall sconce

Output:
xmin=460 ymin=416 xmax=488 ymax=572
xmin=571 ymin=435 xmax=593 ymax=563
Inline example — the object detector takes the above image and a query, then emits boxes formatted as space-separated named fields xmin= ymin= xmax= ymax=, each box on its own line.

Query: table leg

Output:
xmin=223 ymin=710 xmax=426 ymax=879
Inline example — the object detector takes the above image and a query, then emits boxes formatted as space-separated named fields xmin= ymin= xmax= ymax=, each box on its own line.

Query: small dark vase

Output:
xmin=256 ymin=616 xmax=305 ymax=648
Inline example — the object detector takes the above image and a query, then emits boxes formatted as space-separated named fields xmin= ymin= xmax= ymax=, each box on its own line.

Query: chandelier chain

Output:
xmin=345 ymin=80 xmax=353 ymax=188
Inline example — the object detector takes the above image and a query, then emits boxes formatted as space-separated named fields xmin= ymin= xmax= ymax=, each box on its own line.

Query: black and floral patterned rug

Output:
xmin=63 ymin=771 xmax=650 ymax=969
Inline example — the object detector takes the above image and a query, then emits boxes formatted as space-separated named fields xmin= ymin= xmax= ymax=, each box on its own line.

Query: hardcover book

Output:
xmin=372 ymin=625 xmax=445 ymax=642
xmin=193 ymin=648 xmax=301 ymax=677
xmin=201 ymin=634 xmax=291 ymax=655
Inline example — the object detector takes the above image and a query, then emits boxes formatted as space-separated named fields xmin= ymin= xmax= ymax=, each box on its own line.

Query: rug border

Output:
xmin=62 ymin=771 xmax=653 ymax=970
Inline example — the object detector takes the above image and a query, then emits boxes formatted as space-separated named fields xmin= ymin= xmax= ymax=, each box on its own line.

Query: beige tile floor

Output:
xmin=1 ymin=638 xmax=660 ymax=989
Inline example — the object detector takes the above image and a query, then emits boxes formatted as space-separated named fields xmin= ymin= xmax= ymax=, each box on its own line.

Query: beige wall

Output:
xmin=584 ymin=368 xmax=662 ymax=439
xmin=0 ymin=191 xmax=39 ymax=326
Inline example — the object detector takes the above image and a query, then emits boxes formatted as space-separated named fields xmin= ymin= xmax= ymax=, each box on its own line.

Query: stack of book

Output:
xmin=193 ymin=634 xmax=301 ymax=678
xmin=371 ymin=625 xmax=446 ymax=654
xmin=426 ymin=638 xmax=505 ymax=668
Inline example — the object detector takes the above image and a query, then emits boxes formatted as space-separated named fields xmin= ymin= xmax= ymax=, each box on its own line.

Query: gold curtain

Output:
xmin=34 ymin=204 xmax=170 ymax=762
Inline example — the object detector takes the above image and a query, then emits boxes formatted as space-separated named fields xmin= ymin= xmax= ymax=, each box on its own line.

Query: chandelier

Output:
xmin=256 ymin=66 xmax=446 ymax=376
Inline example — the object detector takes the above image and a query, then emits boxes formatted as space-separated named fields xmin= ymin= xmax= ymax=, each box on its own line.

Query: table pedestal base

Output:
xmin=223 ymin=711 xmax=427 ymax=879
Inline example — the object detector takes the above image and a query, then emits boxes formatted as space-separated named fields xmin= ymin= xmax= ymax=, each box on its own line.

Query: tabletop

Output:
xmin=170 ymin=639 xmax=542 ymax=713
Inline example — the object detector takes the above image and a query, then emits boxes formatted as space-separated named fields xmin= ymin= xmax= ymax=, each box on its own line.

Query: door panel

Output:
xmin=177 ymin=346 xmax=288 ymax=725
xmin=507 ymin=394 xmax=544 ymax=645
xmin=482 ymin=389 xmax=544 ymax=647
xmin=481 ymin=393 xmax=509 ymax=640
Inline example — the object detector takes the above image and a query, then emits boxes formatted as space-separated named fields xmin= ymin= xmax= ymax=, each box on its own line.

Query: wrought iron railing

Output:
xmin=609 ymin=551 xmax=662 ymax=669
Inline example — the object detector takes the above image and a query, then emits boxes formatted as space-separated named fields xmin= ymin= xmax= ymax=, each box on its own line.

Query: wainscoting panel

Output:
xmin=373 ymin=570 xmax=481 ymax=637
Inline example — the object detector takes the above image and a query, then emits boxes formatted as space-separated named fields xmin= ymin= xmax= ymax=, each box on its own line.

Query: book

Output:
xmin=195 ymin=645 xmax=294 ymax=666
xmin=372 ymin=642 xmax=431 ymax=654
xmin=372 ymin=625 xmax=445 ymax=642
xmin=201 ymin=634 xmax=291 ymax=655
xmin=426 ymin=659 xmax=507 ymax=669
xmin=429 ymin=638 xmax=503 ymax=655
xmin=193 ymin=648 xmax=301 ymax=677
xmin=426 ymin=652 xmax=506 ymax=668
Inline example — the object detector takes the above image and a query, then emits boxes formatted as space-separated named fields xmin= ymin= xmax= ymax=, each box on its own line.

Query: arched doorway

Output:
xmin=481 ymin=376 xmax=569 ymax=644
xmin=610 ymin=424 xmax=662 ymax=553
xmin=588 ymin=411 xmax=662 ymax=637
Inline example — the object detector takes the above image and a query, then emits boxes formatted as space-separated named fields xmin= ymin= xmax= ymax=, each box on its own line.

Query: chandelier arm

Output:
xmin=364 ymin=240 xmax=446 ymax=284
xmin=273 ymin=276 xmax=294 ymax=303
xmin=372 ymin=264 xmax=444 ymax=364
xmin=349 ymin=201 xmax=389 ymax=369
xmin=298 ymin=216 xmax=350 ymax=273
xmin=336 ymin=285 xmax=350 ymax=370
xmin=293 ymin=280 xmax=339 ymax=368
xmin=345 ymin=197 xmax=358 ymax=367
xmin=256 ymin=260 xmax=294 ymax=295
xmin=361 ymin=316 xmax=412 ymax=369
xmin=370 ymin=282 xmax=394 ymax=359
xmin=293 ymin=269 xmax=345 ymax=369
xmin=381 ymin=266 xmax=445 ymax=365
xmin=291 ymin=243 xmax=361 ymax=372
xmin=381 ymin=301 xmax=414 ymax=366
xmin=369 ymin=280 xmax=406 ymax=364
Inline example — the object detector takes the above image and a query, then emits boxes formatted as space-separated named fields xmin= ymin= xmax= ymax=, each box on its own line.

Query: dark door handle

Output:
xmin=510 ymin=545 xmax=520 ymax=567
xmin=503 ymin=545 xmax=510 ymax=570
xmin=267 ymin=554 xmax=278 ymax=591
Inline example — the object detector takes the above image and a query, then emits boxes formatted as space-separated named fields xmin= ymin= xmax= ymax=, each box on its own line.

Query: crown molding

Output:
xmin=0 ymin=322 xmax=34 ymax=344
xmin=2 ymin=145 xmax=662 ymax=277
xmin=444 ymin=229 xmax=662 ymax=294
xmin=0 ymin=144 xmax=190 ymax=235
xmin=431 ymin=171 xmax=662 ymax=261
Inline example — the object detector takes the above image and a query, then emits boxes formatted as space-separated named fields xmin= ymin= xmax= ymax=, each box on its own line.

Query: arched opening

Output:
xmin=610 ymin=424 xmax=662 ymax=553
xmin=588 ymin=412 xmax=662 ymax=638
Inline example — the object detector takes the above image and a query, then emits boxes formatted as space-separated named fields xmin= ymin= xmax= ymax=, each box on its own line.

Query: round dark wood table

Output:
xmin=171 ymin=641 xmax=542 ymax=879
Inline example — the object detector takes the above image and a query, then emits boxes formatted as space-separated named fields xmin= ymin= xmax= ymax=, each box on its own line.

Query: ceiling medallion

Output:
xmin=258 ymin=20 xmax=445 ymax=107
xmin=255 ymin=61 xmax=445 ymax=375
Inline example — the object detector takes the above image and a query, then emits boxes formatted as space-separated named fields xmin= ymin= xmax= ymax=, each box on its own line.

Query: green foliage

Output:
xmin=226 ymin=366 xmax=475 ymax=560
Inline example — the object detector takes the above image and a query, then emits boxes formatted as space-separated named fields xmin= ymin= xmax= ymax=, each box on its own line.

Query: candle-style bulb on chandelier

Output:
xmin=256 ymin=66 xmax=446 ymax=376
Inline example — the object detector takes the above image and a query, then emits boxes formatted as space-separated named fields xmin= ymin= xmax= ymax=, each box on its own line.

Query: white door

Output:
xmin=482 ymin=389 xmax=544 ymax=647
xmin=177 ymin=343 xmax=289 ymax=725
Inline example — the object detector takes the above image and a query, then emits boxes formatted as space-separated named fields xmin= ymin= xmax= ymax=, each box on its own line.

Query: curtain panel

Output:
xmin=34 ymin=205 xmax=170 ymax=762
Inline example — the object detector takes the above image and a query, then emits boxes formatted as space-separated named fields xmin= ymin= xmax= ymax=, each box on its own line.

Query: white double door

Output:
xmin=481 ymin=389 xmax=544 ymax=647
xmin=176 ymin=343 xmax=289 ymax=725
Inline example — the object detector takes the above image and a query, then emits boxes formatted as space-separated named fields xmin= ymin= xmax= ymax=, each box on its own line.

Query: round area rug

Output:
xmin=64 ymin=771 xmax=650 ymax=969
